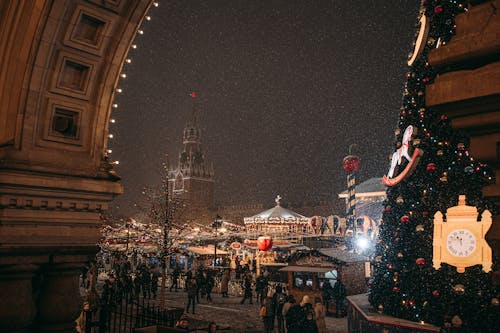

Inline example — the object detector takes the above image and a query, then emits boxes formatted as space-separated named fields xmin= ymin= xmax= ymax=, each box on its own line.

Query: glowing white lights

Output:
xmin=146 ymin=16 xmax=151 ymax=21
xmin=126 ymin=58 xmax=132 ymax=63
xmin=113 ymin=103 xmax=118 ymax=108
xmin=111 ymin=119 xmax=116 ymax=123
xmin=138 ymin=30 xmax=144 ymax=35
xmin=116 ymin=88 xmax=123 ymax=93
xmin=131 ymin=44 xmax=137 ymax=49
xmin=356 ymin=236 xmax=370 ymax=250
xmin=153 ymin=2 xmax=159 ymax=7
xmin=107 ymin=149 xmax=113 ymax=154
xmin=120 ymin=73 xmax=127 ymax=78
xmin=108 ymin=134 xmax=114 ymax=139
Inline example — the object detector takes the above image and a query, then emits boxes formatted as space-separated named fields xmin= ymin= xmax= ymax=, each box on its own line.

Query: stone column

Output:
xmin=36 ymin=263 xmax=83 ymax=333
xmin=0 ymin=264 xmax=38 ymax=333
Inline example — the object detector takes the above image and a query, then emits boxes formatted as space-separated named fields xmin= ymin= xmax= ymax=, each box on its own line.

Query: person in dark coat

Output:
xmin=186 ymin=278 xmax=198 ymax=314
xmin=300 ymin=295 xmax=318 ymax=333
xmin=240 ymin=274 xmax=253 ymax=304
xmin=170 ymin=264 xmax=181 ymax=292
xmin=272 ymin=285 xmax=287 ymax=333
xmin=285 ymin=297 xmax=303 ymax=333
xmin=332 ymin=279 xmax=347 ymax=317
xmin=261 ymin=295 xmax=276 ymax=333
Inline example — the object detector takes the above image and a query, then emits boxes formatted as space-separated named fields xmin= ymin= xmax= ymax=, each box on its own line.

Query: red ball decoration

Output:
xmin=422 ymin=77 xmax=430 ymax=83
xmin=393 ymin=286 xmax=399 ymax=292
xmin=400 ymin=215 xmax=410 ymax=223
xmin=434 ymin=5 xmax=443 ymax=14
xmin=257 ymin=236 xmax=273 ymax=251
xmin=422 ymin=211 xmax=429 ymax=217
xmin=409 ymin=300 xmax=415 ymax=307
xmin=416 ymin=258 xmax=425 ymax=266
xmin=342 ymin=155 xmax=360 ymax=173
xmin=441 ymin=115 xmax=448 ymax=121
xmin=433 ymin=290 xmax=440 ymax=297
xmin=426 ymin=163 xmax=437 ymax=171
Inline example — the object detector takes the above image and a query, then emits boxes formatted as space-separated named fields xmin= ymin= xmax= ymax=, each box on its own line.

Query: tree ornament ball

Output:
xmin=257 ymin=236 xmax=273 ymax=251
xmin=393 ymin=286 xmax=399 ymax=292
xmin=400 ymin=215 xmax=410 ymax=223
xmin=491 ymin=298 xmax=500 ymax=306
xmin=416 ymin=258 xmax=425 ymax=266
xmin=396 ymin=196 xmax=404 ymax=204
xmin=426 ymin=163 xmax=437 ymax=172
xmin=437 ymin=150 xmax=444 ymax=156
xmin=342 ymin=155 xmax=360 ymax=173
xmin=453 ymin=284 xmax=465 ymax=295
xmin=397 ymin=252 xmax=404 ymax=258
xmin=416 ymin=224 xmax=425 ymax=232
xmin=432 ymin=290 xmax=440 ymax=297
xmin=377 ymin=304 xmax=384 ymax=313
xmin=464 ymin=166 xmax=474 ymax=174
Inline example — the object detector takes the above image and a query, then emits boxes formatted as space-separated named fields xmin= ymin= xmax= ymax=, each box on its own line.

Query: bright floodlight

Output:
xmin=356 ymin=236 xmax=370 ymax=250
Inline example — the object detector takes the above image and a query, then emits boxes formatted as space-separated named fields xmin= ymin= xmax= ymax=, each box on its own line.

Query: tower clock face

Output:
xmin=446 ymin=229 xmax=476 ymax=257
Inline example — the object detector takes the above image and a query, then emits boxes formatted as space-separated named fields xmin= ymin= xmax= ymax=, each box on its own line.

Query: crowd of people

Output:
xmin=78 ymin=253 xmax=348 ymax=333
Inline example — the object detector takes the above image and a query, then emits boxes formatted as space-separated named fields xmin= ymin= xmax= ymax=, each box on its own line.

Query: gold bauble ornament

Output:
xmin=397 ymin=252 xmax=404 ymax=258
xmin=491 ymin=298 xmax=499 ymax=306
xmin=377 ymin=304 xmax=384 ymax=313
xmin=437 ymin=150 xmax=443 ymax=156
xmin=453 ymin=284 xmax=465 ymax=295
xmin=416 ymin=224 xmax=425 ymax=232
xmin=396 ymin=196 xmax=404 ymax=204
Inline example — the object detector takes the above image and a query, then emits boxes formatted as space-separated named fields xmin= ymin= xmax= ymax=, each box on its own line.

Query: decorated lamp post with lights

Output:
xmin=342 ymin=145 xmax=360 ymax=236
xmin=212 ymin=214 xmax=223 ymax=268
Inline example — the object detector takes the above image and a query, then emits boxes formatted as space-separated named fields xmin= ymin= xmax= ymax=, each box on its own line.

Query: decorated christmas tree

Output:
xmin=368 ymin=1 xmax=499 ymax=331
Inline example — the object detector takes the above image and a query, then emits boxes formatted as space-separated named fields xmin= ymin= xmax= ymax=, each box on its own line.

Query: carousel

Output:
xmin=244 ymin=195 xmax=313 ymax=239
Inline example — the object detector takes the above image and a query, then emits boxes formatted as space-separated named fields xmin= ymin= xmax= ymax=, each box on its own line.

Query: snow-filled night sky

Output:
xmin=110 ymin=0 xmax=420 ymax=215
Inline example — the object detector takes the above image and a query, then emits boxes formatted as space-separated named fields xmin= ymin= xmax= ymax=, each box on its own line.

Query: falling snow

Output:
xmin=111 ymin=0 xmax=420 ymax=215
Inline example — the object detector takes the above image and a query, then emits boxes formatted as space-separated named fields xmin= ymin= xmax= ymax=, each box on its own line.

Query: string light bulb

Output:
xmin=113 ymin=103 xmax=118 ymax=108
xmin=111 ymin=119 xmax=116 ymax=123
xmin=131 ymin=44 xmax=137 ymax=49
xmin=120 ymin=73 xmax=127 ymax=78
xmin=153 ymin=2 xmax=159 ymax=7
xmin=116 ymin=88 xmax=122 ymax=93
xmin=108 ymin=134 xmax=114 ymax=139
xmin=146 ymin=16 xmax=151 ymax=21
xmin=137 ymin=30 xmax=144 ymax=35
xmin=125 ymin=58 xmax=132 ymax=64
xmin=107 ymin=149 xmax=113 ymax=154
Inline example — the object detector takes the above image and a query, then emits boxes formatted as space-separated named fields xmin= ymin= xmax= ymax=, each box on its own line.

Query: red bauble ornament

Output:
xmin=393 ymin=286 xmax=399 ymax=292
xmin=342 ymin=155 xmax=360 ymax=173
xmin=426 ymin=163 xmax=436 ymax=171
xmin=409 ymin=300 xmax=415 ymax=307
xmin=434 ymin=5 xmax=443 ymax=14
xmin=400 ymin=215 xmax=410 ymax=223
xmin=416 ymin=258 xmax=425 ymax=266
xmin=433 ymin=290 xmax=440 ymax=297
xmin=422 ymin=211 xmax=429 ymax=217
xmin=257 ymin=236 xmax=273 ymax=251
xmin=422 ymin=77 xmax=430 ymax=83
xmin=441 ymin=115 xmax=448 ymax=121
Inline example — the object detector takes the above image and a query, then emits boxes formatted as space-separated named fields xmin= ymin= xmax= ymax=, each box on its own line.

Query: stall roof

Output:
xmin=319 ymin=248 xmax=369 ymax=263
xmin=279 ymin=266 xmax=334 ymax=273
xmin=186 ymin=245 xmax=229 ymax=255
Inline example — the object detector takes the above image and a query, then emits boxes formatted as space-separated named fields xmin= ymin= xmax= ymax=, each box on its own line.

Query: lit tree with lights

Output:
xmin=369 ymin=1 xmax=499 ymax=332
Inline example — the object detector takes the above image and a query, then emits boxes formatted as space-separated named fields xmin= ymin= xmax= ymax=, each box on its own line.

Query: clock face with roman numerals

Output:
xmin=446 ymin=229 xmax=477 ymax=257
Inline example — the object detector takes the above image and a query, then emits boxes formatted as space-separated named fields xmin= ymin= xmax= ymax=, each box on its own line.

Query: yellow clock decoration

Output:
xmin=433 ymin=195 xmax=492 ymax=273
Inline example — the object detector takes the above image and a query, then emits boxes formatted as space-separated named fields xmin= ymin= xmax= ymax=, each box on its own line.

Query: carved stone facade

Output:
xmin=0 ymin=1 xmax=151 ymax=332
xmin=425 ymin=0 xmax=499 ymax=282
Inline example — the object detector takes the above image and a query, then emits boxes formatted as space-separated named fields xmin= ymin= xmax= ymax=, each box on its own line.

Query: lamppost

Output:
xmin=159 ymin=187 xmax=170 ymax=309
xmin=342 ymin=144 xmax=360 ymax=237
xmin=212 ymin=214 xmax=223 ymax=268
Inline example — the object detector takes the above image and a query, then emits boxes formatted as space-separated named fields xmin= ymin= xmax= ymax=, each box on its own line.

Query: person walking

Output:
xmin=205 ymin=270 xmax=214 ymax=303
xmin=75 ymin=301 xmax=91 ymax=333
xmin=332 ymin=279 xmax=347 ymax=317
xmin=240 ymin=274 xmax=253 ymax=304
xmin=314 ymin=297 xmax=327 ymax=333
xmin=300 ymin=295 xmax=318 ymax=333
xmin=284 ymin=296 xmax=303 ymax=333
xmin=170 ymin=264 xmax=181 ymax=292
xmin=260 ymin=295 xmax=275 ymax=333
xmin=186 ymin=278 xmax=197 ymax=314
xmin=272 ymin=285 xmax=287 ymax=333
xmin=220 ymin=269 xmax=229 ymax=298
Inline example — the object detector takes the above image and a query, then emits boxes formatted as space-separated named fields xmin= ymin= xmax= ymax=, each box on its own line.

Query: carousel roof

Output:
xmin=247 ymin=195 xmax=306 ymax=220
xmin=250 ymin=205 xmax=306 ymax=219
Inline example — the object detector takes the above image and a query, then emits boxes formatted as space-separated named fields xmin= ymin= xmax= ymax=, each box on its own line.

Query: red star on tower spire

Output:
xmin=190 ymin=92 xmax=197 ymax=98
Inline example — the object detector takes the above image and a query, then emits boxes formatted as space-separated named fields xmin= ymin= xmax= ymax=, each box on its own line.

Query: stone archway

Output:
xmin=0 ymin=1 xmax=151 ymax=331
